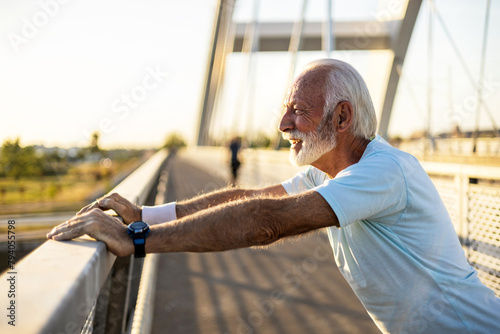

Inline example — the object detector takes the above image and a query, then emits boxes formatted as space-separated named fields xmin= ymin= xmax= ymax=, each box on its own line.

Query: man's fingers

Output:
xmin=97 ymin=193 xmax=139 ymax=224
xmin=47 ymin=219 xmax=84 ymax=240
xmin=47 ymin=209 xmax=103 ymax=240
xmin=50 ymin=228 xmax=82 ymax=241
xmin=77 ymin=193 xmax=127 ymax=216
xmin=77 ymin=201 xmax=102 ymax=215
xmin=46 ymin=208 xmax=133 ymax=257
xmin=97 ymin=193 xmax=126 ymax=212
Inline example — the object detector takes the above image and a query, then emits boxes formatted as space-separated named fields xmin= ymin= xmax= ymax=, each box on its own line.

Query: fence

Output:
xmin=422 ymin=161 xmax=500 ymax=296
xmin=399 ymin=137 xmax=500 ymax=157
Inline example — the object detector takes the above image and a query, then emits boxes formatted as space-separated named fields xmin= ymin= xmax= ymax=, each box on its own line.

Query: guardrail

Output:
xmin=421 ymin=161 xmax=500 ymax=296
xmin=0 ymin=149 xmax=169 ymax=334
xmin=399 ymin=137 xmax=500 ymax=157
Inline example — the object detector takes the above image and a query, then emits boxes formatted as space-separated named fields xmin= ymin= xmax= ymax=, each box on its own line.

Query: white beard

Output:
xmin=283 ymin=124 xmax=337 ymax=167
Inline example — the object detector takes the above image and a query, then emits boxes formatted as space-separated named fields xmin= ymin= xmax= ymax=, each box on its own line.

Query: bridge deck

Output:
xmin=151 ymin=153 xmax=380 ymax=333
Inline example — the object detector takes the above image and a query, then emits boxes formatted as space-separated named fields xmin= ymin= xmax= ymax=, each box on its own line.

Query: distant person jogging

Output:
xmin=48 ymin=59 xmax=500 ymax=333
xmin=228 ymin=136 xmax=242 ymax=186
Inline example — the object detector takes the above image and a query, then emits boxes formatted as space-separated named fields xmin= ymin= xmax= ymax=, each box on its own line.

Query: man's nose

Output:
xmin=279 ymin=110 xmax=294 ymax=133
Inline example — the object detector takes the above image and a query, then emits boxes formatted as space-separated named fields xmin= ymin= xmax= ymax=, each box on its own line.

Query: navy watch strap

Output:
xmin=133 ymin=238 xmax=146 ymax=258
xmin=128 ymin=221 xmax=149 ymax=258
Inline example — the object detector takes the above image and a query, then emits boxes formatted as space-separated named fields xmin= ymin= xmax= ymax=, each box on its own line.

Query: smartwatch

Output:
xmin=127 ymin=221 xmax=150 ymax=258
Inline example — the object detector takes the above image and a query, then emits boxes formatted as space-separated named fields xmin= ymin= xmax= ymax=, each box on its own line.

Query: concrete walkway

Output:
xmin=151 ymin=153 xmax=380 ymax=334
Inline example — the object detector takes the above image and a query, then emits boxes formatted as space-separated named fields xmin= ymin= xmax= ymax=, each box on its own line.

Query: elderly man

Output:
xmin=48 ymin=59 xmax=500 ymax=333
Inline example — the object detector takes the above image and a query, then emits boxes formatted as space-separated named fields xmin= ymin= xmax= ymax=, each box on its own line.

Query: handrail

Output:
xmin=130 ymin=164 xmax=171 ymax=334
xmin=421 ymin=160 xmax=500 ymax=296
xmin=0 ymin=149 xmax=168 ymax=333
xmin=421 ymin=160 xmax=500 ymax=180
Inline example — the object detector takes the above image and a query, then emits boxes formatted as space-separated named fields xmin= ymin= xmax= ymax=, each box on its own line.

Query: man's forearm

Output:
xmin=148 ymin=197 xmax=272 ymax=253
xmin=141 ymin=185 xmax=286 ymax=225
xmin=175 ymin=187 xmax=249 ymax=218
xmin=145 ymin=190 xmax=337 ymax=254
xmin=175 ymin=184 xmax=286 ymax=219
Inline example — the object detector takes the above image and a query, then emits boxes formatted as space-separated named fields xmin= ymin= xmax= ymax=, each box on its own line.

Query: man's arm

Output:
xmin=148 ymin=190 xmax=337 ymax=253
xmin=175 ymin=184 xmax=287 ymax=218
xmin=47 ymin=189 xmax=338 ymax=256
xmin=75 ymin=184 xmax=287 ymax=225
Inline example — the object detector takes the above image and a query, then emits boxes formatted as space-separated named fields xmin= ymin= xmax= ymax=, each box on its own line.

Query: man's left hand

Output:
xmin=76 ymin=193 xmax=141 ymax=225
xmin=46 ymin=208 xmax=134 ymax=257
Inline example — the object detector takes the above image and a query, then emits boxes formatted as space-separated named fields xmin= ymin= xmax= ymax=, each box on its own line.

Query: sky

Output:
xmin=1 ymin=0 xmax=499 ymax=149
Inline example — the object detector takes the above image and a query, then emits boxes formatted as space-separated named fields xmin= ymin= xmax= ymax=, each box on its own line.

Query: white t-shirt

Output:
xmin=282 ymin=135 xmax=500 ymax=334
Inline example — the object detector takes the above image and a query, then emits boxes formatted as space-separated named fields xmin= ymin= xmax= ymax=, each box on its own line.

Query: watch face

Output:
xmin=129 ymin=221 xmax=149 ymax=232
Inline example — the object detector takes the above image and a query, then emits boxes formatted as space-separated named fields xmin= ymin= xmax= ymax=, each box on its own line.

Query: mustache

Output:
xmin=281 ymin=130 xmax=312 ymax=141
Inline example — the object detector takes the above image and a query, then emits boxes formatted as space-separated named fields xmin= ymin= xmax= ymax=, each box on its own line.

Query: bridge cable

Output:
xmin=243 ymin=0 xmax=261 ymax=147
xmin=230 ymin=0 xmax=260 ymax=145
xmin=426 ymin=0 xmax=434 ymax=157
xmin=430 ymin=1 xmax=500 ymax=142
xmin=273 ymin=0 xmax=309 ymax=149
xmin=323 ymin=0 xmax=334 ymax=57
xmin=472 ymin=0 xmax=493 ymax=154
xmin=209 ymin=1 xmax=238 ymax=144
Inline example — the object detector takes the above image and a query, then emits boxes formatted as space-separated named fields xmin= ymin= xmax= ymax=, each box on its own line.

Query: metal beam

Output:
xmin=378 ymin=0 xmax=423 ymax=139
xmin=198 ymin=2 xmax=421 ymax=143
xmin=197 ymin=0 xmax=235 ymax=146
xmin=233 ymin=20 xmax=396 ymax=52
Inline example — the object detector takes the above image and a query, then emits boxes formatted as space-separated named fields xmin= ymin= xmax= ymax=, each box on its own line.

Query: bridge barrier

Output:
xmin=422 ymin=161 xmax=500 ymax=296
xmin=399 ymin=137 xmax=500 ymax=157
xmin=0 ymin=149 xmax=168 ymax=334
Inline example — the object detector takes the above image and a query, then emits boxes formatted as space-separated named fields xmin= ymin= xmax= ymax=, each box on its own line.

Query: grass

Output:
xmin=0 ymin=176 xmax=96 ymax=204
xmin=0 ymin=158 xmax=142 ymax=215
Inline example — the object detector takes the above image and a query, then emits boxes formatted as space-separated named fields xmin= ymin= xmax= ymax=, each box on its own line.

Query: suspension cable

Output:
xmin=426 ymin=0 xmax=434 ymax=156
xmin=273 ymin=0 xmax=309 ymax=149
xmin=431 ymin=1 xmax=499 ymax=140
xmin=472 ymin=0 xmax=492 ymax=153
xmin=231 ymin=0 xmax=260 ymax=141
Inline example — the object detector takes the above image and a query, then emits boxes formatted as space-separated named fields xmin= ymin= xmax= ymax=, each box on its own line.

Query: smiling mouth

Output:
xmin=290 ymin=139 xmax=302 ymax=148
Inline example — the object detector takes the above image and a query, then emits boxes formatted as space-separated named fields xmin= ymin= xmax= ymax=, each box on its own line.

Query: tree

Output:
xmin=250 ymin=132 xmax=271 ymax=148
xmin=0 ymin=138 xmax=42 ymax=179
xmin=90 ymin=131 xmax=101 ymax=154
xmin=163 ymin=133 xmax=186 ymax=151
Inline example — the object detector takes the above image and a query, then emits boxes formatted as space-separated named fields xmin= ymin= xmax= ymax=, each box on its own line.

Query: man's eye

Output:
xmin=294 ymin=109 xmax=305 ymax=115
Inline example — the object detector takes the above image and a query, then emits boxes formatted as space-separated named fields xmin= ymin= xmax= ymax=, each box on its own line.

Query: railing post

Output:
xmin=456 ymin=173 xmax=470 ymax=255
xmin=104 ymin=256 xmax=135 ymax=333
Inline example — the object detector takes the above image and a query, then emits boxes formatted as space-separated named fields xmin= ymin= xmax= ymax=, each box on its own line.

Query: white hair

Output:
xmin=303 ymin=59 xmax=377 ymax=140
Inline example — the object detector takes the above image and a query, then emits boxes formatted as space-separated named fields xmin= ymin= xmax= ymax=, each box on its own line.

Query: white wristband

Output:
xmin=141 ymin=202 xmax=177 ymax=224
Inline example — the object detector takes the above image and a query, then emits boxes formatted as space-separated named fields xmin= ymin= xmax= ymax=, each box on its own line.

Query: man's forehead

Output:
xmin=284 ymin=94 xmax=308 ymax=106
xmin=284 ymin=73 xmax=328 ymax=106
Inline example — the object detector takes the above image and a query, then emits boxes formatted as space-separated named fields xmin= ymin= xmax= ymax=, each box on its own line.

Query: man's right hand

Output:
xmin=77 ymin=193 xmax=142 ymax=225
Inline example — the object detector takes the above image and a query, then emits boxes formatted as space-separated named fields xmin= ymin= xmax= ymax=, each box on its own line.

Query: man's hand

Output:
xmin=77 ymin=193 xmax=142 ymax=224
xmin=46 ymin=208 xmax=134 ymax=257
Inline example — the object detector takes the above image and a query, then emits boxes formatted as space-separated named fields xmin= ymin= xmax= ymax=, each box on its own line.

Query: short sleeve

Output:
xmin=314 ymin=157 xmax=407 ymax=227
xmin=281 ymin=166 xmax=328 ymax=195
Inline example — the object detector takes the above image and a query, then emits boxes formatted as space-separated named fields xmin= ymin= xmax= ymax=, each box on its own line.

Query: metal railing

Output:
xmin=0 ymin=149 xmax=168 ymax=334
xmin=422 ymin=161 xmax=500 ymax=296
xmin=399 ymin=137 xmax=500 ymax=157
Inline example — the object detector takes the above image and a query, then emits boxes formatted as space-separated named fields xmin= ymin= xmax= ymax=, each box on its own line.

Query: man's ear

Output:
xmin=336 ymin=101 xmax=353 ymax=132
